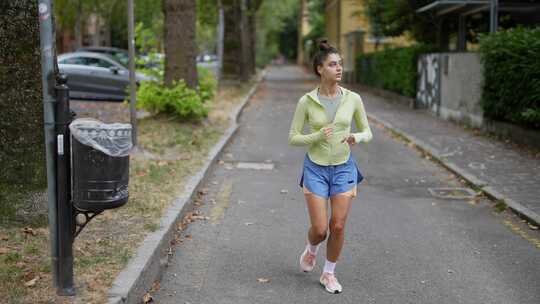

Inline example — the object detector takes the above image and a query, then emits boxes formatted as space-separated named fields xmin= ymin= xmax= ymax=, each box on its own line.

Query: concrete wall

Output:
xmin=439 ymin=52 xmax=484 ymax=128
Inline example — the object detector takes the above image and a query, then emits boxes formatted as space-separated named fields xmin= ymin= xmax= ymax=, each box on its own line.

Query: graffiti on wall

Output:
xmin=416 ymin=54 xmax=441 ymax=114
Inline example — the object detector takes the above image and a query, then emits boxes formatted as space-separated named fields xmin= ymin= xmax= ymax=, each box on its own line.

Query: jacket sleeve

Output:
xmin=288 ymin=98 xmax=324 ymax=146
xmin=352 ymin=96 xmax=373 ymax=144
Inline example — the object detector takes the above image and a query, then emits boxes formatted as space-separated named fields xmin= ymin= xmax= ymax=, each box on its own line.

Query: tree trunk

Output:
xmin=162 ymin=0 xmax=198 ymax=88
xmin=0 ymin=0 xmax=47 ymax=219
xmin=239 ymin=0 xmax=250 ymax=81
xmin=247 ymin=0 xmax=256 ymax=75
xmin=75 ymin=0 xmax=83 ymax=48
xmin=223 ymin=0 xmax=261 ymax=80
xmin=223 ymin=0 xmax=242 ymax=79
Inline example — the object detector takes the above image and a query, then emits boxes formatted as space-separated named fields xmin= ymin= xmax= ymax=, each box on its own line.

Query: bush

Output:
xmin=198 ymin=66 xmax=217 ymax=103
xmin=135 ymin=60 xmax=216 ymax=121
xmin=355 ymin=44 xmax=436 ymax=97
xmin=479 ymin=27 xmax=540 ymax=129
xmin=137 ymin=80 xmax=209 ymax=121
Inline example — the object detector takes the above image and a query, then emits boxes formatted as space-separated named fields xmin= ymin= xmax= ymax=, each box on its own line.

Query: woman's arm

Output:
xmin=351 ymin=96 xmax=373 ymax=144
xmin=288 ymin=98 xmax=325 ymax=146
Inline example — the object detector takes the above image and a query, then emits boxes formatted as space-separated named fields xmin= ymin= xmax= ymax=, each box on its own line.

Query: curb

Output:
xmin=107 ymin=71 xmax=266 ymax=304
xmin=368 ymin=113 xmax=540 ymax=226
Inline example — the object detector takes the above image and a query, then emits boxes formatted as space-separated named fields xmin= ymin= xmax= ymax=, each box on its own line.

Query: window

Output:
xmin=85 ymin=57 xmax=114 ymax=68
xmin=60 ymin=57 xmax=86 ymax=65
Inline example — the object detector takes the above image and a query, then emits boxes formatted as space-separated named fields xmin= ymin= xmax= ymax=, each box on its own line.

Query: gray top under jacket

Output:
xmin=317 ymin=88 xmax=343 ymax=122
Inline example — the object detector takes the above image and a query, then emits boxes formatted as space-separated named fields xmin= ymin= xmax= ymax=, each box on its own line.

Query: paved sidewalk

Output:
xmin=152 ymin=65 xmax=539 ymax=303
xmin=349 ymin=85 xmax=540 ymax=225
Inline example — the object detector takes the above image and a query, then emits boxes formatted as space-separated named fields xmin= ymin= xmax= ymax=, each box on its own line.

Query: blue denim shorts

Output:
xmin=299 ymin=154 xmax=364 ymax=199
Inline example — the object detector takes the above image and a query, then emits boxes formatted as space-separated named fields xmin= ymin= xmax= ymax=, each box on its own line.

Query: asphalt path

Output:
xmin=153 ymin=65 xmax=540 ymax=304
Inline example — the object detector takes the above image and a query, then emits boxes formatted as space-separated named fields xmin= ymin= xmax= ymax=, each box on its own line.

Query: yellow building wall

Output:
xmin=325 ymin=0 xmax=414 ymax=77
xmin=325 ymin=0 xmax=340 ymax=48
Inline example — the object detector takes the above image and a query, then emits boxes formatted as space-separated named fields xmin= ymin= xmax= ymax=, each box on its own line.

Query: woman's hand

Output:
xmin=341 ymin=135 xmax=356 ymax=145
xmin=321 ymin=125 xmax=334 ymax=139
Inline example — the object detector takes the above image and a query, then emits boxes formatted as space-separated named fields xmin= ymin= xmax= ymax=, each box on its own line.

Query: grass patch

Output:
xmin=494 ymin=200 xmax=508 ymax=213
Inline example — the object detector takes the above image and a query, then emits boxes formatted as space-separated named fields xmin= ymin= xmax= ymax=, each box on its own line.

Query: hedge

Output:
xmin=355 ymin=44 xmax=436 ymax=98
xmin=479 ymin=27 xmax=540 ymax=129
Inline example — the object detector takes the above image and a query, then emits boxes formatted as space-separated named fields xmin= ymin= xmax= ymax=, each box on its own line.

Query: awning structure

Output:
xmin=415 ymin=0 xmax=540 ymax=50
xmin=416 ymin=0 xmax=497 ymax=33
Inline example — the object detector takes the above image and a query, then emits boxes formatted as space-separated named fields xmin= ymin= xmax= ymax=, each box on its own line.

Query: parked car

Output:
xmin=58 ymin=52 xmax=154 ymax=101
xmin=76 ymin=46 xmax=130 ymax=68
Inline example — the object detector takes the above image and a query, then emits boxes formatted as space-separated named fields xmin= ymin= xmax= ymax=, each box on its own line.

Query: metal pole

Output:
xmin=217 ymin=0 xmax=224 ymax=86
xmin=128 ymin=0 xmax=137 ymax=146
xmin=458 ymin=14 xmax=466 ymax=51
xmin=55 ymin=74 xmax=75 ymax=295
xmin=37 ymin=0 xmax=59 ymax=290
xmin=490 ymin=0 xmax=498 ymax=32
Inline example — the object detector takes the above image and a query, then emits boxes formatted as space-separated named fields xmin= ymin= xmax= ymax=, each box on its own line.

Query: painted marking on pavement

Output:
xmin=210 ymin=180 xmax=232 ymax=225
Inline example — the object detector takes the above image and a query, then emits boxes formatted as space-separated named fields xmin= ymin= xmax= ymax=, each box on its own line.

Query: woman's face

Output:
xmin=318 ymin=53 xmax=343 ymax=83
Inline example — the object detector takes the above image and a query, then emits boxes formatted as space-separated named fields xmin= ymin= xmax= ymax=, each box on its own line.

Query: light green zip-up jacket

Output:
xmin=288 ymin=86 xmax=373 ymax=166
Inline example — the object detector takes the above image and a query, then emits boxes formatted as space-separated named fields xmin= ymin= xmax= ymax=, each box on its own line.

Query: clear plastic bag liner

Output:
xmin=69 ymin=118 xmax=133 ymax=157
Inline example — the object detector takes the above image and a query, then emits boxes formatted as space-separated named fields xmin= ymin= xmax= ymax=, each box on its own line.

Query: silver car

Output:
xmin=58 ymin=52 xmax=153 ymax=101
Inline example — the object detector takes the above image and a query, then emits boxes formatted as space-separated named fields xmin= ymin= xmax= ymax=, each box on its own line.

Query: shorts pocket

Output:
xmin=333 ymin=171 xmax=351 ymax=186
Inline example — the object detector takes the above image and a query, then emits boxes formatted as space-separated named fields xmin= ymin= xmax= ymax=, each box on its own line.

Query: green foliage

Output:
xmin=136 ymin=66 xmax=215 ymax=121
xmin=356 ymin=45 xmax=436 ymax=97
xmin=256 ymin=0 xmax=299 ymax=66
xmin=479 ymin=27 xmax=540 ymax=129
xmin=137 ymin=80 xmax=208 ymax=121
xmin=303 ymin=0 xmax=325 ymax=59
xmin=363 ymin=0 xmax=437 ymax=43
xmin=278 ymin=7 xmax=299 ymax=60
xmin=135 ymin=22 xmax=164 ymax=80
xmin=196 ymin=0 xmax=218 ymax=53
xmin=198 ymin=67 xmax=217 ymax=103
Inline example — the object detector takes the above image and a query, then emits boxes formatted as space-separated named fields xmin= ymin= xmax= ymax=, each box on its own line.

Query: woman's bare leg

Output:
xmin=304 ymin=191 xmax=328 ymax=245
xmin=326 ymin=193 xmax=353 ymax=262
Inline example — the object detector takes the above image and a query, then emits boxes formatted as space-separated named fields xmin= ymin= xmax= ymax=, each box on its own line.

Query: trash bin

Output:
xmin=69 ymin=118 xmax=132 ymax=212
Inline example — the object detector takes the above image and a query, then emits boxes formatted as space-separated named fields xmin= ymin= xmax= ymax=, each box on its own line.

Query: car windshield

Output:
xmin=110 ymin=52 xmax=129 ymax=68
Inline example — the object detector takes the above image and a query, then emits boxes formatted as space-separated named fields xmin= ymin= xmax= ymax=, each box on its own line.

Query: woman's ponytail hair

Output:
xmin=313 ymin=38 xmax=339 ymax=77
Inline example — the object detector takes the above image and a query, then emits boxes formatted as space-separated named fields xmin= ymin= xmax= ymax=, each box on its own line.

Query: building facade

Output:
xmin=324 ymin=0 xmax=413 ymax=82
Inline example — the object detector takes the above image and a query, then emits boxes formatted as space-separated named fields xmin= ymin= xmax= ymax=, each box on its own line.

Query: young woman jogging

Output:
xmin=288 ymin=40 xmax=373 ymax=294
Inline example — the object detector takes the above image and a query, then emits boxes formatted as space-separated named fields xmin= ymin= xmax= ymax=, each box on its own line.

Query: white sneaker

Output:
xmin=319 ymin=272 xmax=343 ymax=294
xmin=299 ymin=245 xmax=316 ymax=272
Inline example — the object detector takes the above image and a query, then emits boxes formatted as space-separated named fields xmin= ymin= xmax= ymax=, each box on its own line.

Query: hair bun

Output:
xmin=318 ymin=39 xmax=330 ymax=51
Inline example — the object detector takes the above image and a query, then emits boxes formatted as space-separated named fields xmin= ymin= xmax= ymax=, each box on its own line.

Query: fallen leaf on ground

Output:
xmin=191 ymin=215 xmax=209 ymax=220
xmin=22 ymin=227 xmax=37 ymax=236
xmin=142 ymin=292 xmax=153 ymax=303
xmin=0 ymin=247 xmax=9 ymax=254
xmin=257 ymin=278 xmax=270 ymax=283
xmin=0 ymin=234 xmax=8 ymax=241
xmin=24 ymin=277 xmax=38 ymax=287
xmin=528 ymin=224 xmax=539 ymax=230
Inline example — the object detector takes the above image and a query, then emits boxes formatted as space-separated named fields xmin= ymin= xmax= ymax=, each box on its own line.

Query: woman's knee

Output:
xmin=311 ymin=225 xmax=328 ymax=240
xmin=329 ymin=220 xmax=345 ymax=235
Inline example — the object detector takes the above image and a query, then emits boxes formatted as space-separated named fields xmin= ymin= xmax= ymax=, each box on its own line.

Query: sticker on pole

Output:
xmin=69 ymin=118 xmax=133 ymax=157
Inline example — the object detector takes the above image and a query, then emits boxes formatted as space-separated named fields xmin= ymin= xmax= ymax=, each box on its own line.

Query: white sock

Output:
xmin=323 ymin=259 xmax=336 ymax=274
xmin=308 ymin=242 xmax=319 ymax=255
